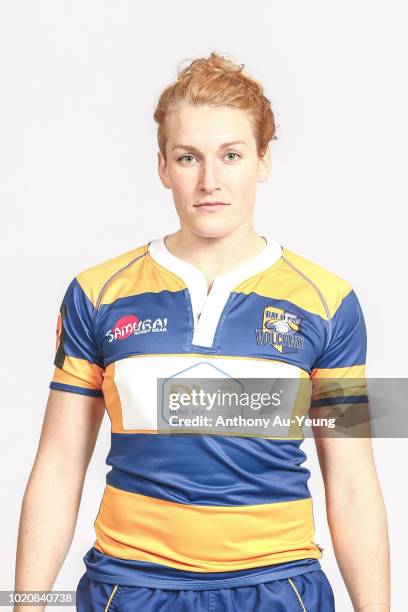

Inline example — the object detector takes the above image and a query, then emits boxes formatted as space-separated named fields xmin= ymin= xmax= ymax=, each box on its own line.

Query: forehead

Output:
xmin=165 ymin=104 xmax=255 ymax=147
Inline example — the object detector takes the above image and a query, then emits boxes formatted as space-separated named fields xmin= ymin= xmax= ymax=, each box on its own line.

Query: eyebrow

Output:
xmin=172 ymin=140 xmax=248 ymax=152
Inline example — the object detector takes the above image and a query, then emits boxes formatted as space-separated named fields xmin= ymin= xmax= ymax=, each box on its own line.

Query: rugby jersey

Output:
xmin=49 ymin=235 xmax=367 ymax=589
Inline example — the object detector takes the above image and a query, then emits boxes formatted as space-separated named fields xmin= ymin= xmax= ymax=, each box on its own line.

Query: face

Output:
xmin=157 ymin=104 xmax=271 ymax=239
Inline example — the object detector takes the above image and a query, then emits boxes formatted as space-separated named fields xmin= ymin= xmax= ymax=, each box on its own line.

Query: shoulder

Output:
xmin=282 ymin=246 xmax=355 ymax=319
xmin=73 ymin=242 xmax=148 ymax=307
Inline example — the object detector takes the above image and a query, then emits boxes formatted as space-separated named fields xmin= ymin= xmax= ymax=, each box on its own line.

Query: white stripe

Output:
xmin=113 ymin=355 xmax=301 ymax=431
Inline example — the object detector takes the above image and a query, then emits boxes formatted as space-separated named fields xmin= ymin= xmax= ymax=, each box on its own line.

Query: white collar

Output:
xmin=148 ymin=234 xmax=282 ymax=287
xmin=148 ymin=234 xmax=283 ymax=348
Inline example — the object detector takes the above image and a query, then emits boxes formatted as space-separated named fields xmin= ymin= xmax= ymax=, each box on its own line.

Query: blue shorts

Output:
xmin=75 ymin=568 xmax=335 ymax=611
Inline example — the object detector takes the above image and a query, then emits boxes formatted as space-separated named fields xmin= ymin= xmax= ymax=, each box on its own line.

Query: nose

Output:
xmin=198 ymin=158 xmax=221 ymax=194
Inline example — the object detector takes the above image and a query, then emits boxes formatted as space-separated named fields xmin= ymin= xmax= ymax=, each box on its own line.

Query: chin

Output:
xmin=187 ymin=220 xmax=238 ymax=239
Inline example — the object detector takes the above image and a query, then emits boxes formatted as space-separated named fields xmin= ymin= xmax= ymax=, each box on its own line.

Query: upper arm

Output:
xmin=34 ymin=390 xmax=105 ymax=476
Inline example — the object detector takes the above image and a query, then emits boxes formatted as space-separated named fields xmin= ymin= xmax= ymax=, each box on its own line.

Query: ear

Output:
xmin=157 ymin=150 xmax=172 ymax=189
xmin=257 ymin=145 xmax=272 ymax=183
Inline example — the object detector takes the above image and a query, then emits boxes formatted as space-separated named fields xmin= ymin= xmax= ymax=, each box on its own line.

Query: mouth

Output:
xmin=194 ymin=201 xmax=230 ymax=211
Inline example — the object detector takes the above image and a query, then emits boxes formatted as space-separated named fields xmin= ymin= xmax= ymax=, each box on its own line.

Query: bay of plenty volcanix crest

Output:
xmin=50 ymin=235 xmax=367 ymax=585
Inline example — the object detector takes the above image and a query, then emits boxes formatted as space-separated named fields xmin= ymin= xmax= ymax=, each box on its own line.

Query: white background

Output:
xmin=1 ymin=1 xmax=407 ymax=610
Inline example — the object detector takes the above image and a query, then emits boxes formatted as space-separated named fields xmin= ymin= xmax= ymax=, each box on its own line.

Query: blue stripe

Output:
xmin=311 ymin=395 xmax=368 ymax=407
xmin=94 ymin=288 xmax=328 ymax=371
xmin=82 ymin=546 xmax=321 ymax=590
xmin=105 ymin=433 xmax=311 ymax=505
xmin=49 ymin=381 xmax=103 ymax=397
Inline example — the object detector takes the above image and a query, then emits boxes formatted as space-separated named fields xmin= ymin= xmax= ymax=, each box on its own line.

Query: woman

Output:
xmin=15 ymin=52 xmax=390 ymax=611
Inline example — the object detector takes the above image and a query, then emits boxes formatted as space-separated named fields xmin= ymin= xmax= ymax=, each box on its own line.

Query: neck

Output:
xmin=164 ymin=226 xmax=267 ymax=280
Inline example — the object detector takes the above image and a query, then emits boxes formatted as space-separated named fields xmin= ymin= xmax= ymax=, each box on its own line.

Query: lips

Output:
xmin=194 ymin=202 xmax=230 ymax=212
xmin=195 ymin=201 xmax=230 ymax=208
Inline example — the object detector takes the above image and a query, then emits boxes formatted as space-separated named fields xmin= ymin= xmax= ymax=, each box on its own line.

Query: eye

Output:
xmin=225 ymin=151 xmax=241 ymax=161
xmin=177 ymin=154 xmax=197 ymax=164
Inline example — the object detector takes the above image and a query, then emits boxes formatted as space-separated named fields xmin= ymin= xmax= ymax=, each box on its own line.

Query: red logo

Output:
xmin=111 ymin=314 xmax=140 ymax=340
xmin=105 ymin=313 xmax=168 ymax=342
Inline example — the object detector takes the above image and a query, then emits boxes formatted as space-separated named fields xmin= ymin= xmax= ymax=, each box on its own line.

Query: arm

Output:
xmin=313 ymin=425 xmax=390 ymax=611
xmin=309 ymin=282 xmax=390 ymax=610
xmin=14 ymin=389 xmax=105 ymax=611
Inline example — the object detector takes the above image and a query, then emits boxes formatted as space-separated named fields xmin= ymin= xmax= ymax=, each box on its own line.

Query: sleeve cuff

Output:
xmin=49 ymin=381 xmax=103 ymax=398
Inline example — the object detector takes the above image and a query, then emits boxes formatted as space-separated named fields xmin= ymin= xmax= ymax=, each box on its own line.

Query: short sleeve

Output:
xmin=49 ymin=277 xmax=104 ymax=397
xmin=310 ymin=287 xmax=368 ymax=409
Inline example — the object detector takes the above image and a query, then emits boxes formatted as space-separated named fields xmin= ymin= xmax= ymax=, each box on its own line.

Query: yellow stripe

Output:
xmin=77 ymin=244 xmax=147 ymax=306
xmin=94 ymin=485 xmax=322 ymax=572
xmin=74 ymin=242 xmax=352 ymax=320
xmin=235 ymin=246 xmax=352 ymax=319
xmin=104 ymin=584 xmax=118 ymax=612
xmin=288 ymin=578 xmax=307 ymax=611
xmin=310 ymin=364 xmax=366 ymax=379
xmin=99 ymin=258 xmax=185 ymax=305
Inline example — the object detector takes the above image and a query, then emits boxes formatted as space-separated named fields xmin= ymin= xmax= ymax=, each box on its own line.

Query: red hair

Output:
xmin=153 ymin=51 xmax=277 ymax=162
